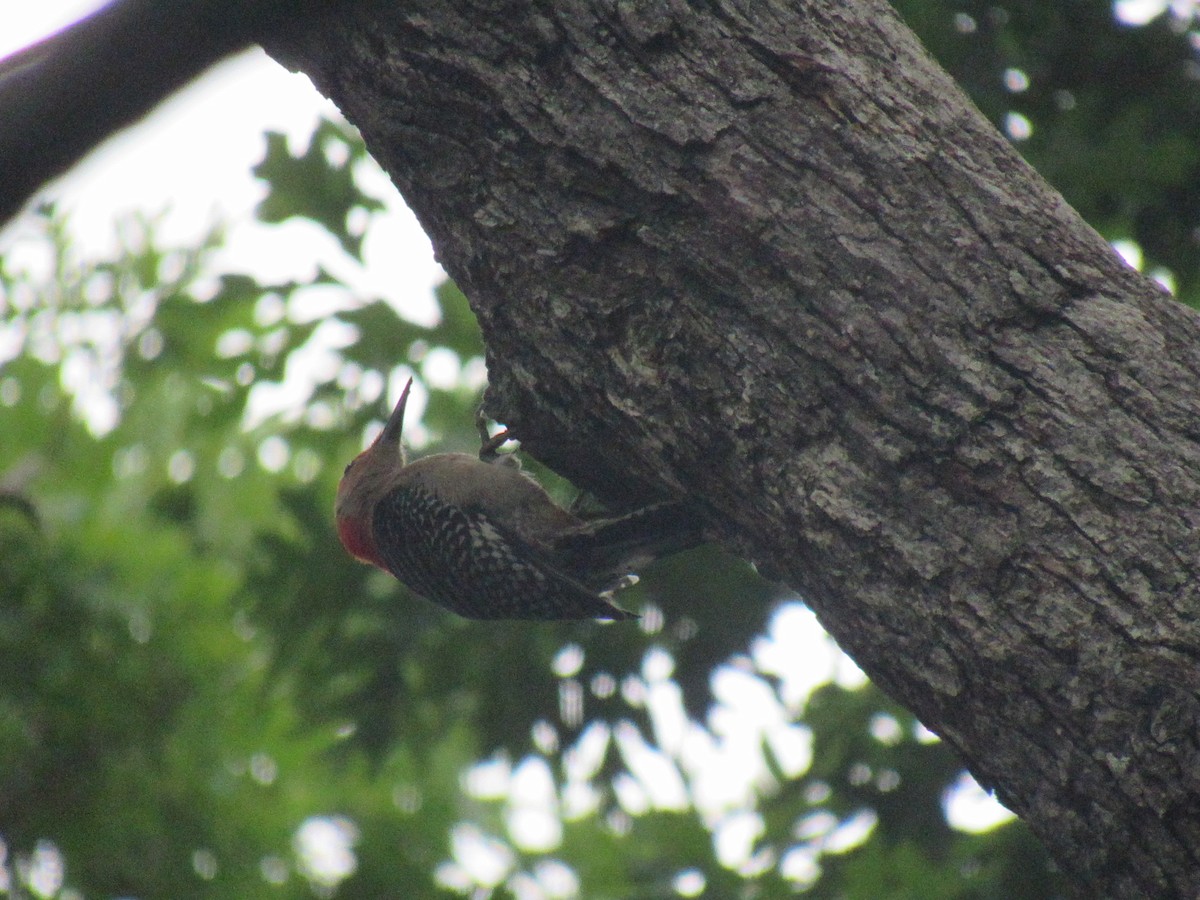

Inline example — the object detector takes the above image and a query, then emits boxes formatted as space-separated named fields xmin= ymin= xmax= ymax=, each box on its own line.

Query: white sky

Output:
xmin=0 ymin=1 xmax=444 ymax=315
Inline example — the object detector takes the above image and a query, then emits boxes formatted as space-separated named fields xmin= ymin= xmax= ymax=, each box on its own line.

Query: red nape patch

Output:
xmin=337 ymin=516 xmax=384 ymax=569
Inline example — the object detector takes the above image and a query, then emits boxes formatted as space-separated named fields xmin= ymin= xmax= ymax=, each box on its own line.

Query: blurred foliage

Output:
xmin=2 ymin=0 xmax=1194 ymax=895
xmin=253 ymin=119 xmax=385 ymax=260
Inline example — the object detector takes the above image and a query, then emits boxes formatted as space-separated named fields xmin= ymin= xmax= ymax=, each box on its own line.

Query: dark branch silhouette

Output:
xmin=0 ymin=0 xmax=345 ymax=227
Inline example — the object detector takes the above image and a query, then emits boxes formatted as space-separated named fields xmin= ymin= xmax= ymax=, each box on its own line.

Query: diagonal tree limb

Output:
xmin=258 ymin=2 xmax=1200 ymax=894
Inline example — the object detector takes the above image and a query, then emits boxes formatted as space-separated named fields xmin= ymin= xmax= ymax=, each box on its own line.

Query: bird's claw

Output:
xmin=476 ymin=405 xmax=513 ymax=461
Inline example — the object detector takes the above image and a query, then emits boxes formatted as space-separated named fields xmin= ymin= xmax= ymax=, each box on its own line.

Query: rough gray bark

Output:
xmin=266 ymin=1 xmax=1200 ymax=894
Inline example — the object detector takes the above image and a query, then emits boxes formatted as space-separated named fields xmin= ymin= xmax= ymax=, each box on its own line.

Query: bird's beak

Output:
xmin=379 ymin=377 xmax=413 ymax=447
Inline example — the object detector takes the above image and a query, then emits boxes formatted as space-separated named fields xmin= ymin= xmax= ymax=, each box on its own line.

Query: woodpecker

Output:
xmin=335 ymin=379 xmax=701 ymax=620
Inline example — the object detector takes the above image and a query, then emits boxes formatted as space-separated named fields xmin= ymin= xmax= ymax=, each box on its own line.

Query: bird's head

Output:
xmin=335 ymin=377 xmax=412 ymax=567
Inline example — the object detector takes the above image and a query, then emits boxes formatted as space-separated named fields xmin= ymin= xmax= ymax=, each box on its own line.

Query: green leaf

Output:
xmin=253 ymin=119 xmax=385 ymax=259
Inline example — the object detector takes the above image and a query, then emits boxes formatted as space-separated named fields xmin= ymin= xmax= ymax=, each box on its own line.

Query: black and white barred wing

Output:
xmin=372 ymin=485 xmax=633 ymax=620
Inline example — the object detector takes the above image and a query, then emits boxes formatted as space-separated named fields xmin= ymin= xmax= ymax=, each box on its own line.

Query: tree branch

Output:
xmin=0 ymin=0 xmax=345 ymax=226
xmin=262 ymin=1 xmax=1200 ymax=893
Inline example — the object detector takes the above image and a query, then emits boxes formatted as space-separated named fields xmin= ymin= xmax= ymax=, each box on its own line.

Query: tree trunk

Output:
xmin=265 ymin=1 xmax=1200 ymax=894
